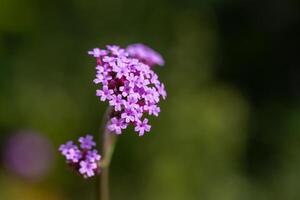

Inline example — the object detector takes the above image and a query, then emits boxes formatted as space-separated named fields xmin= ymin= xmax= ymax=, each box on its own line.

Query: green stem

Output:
xmin=99 ymin=107 xmax=117 ymax=200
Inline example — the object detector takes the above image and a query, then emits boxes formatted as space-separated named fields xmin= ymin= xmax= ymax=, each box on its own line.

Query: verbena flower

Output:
xmin=135 ymin=118 xmax=151 ymax=136
xmin=79 ymin=160 xmax=98 ymax=177
xmin=107 ymin=117 xmax=127 ymax=134
xmin=59 ymin=135 xmax=101 ymax=178
xmin=79 ymin=135 xmax=96 ymax=150
xmin=89 ymin=44 xmax=167 ymax=136
xmin=126 ymin=43 xmax=165 ymax=67
xmin=86 ymin=150 xmax=101 ymax=162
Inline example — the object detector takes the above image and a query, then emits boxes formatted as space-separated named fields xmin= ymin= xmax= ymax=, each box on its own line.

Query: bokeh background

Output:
xmin=0 ymin=0 xmax=300 ymax=199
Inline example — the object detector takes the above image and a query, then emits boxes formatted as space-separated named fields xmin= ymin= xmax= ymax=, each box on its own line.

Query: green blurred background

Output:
xmin=0 ymin=0 xmax=300 ymax=199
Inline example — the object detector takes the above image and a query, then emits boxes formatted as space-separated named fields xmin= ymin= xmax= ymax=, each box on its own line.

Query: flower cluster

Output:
xmin=126 ymin=43 xmax=165 ymax=67
xmin=59 ymin=135 xmax=101 ymax=178
xmin=88 ymin=44 xmax=166 ymax=136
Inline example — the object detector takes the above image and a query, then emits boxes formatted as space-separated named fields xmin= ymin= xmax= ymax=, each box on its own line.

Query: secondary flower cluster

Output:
xmin=126 ymin=43 xmax=165 ymax=67
xmin=59 ymin=135 xmax=101 ymax=178
xmin=88 ymin=44 xmax=166 ymax=136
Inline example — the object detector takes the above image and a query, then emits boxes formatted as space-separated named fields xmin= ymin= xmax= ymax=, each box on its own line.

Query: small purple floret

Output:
xmin=79 ymin=160 xmax=98 ymax=178
xmin=108 ymin=117 xmax=127 ymax=134
xmin=79 ymin=135 xmax=96 ymax=150
xmin=135 ymin=119 xmax=151 ymax=136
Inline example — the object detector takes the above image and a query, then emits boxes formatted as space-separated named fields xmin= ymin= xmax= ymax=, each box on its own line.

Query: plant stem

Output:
xmin=99 ymin=107 xmax=117 ymax=200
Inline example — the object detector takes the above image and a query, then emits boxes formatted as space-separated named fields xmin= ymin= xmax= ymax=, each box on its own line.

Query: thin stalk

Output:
xmin=98 ymin=107 xmax=117 ymax=200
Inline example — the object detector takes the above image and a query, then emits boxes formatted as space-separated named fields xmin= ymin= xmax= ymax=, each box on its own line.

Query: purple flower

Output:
xmin=143 ymin=88 xmax=159 ymax=103
xmin=89 ymin=44 xmax=167 ymax=135
xmin=157 ymin=83 xmax=167 ymax=100
xmin=79 ymin=135 xmax=96 ymax=150
xmin=59 ymin=142 xmax=82 ymax=163
xmin=79 ymin=160 xmax=98 ymax=178
xmin=135 ymin=75 xmax=149 ymax=88
xmin=94 ymin=73 xmax=104 ymax=84
xmin=88 ymin=48 xmax=107 ymax=58
xmin=66 ymin=148 xmax=82 ymax=163
xmin=126 ymin=43 xmax=165 ymax=67
xmin=96 ymin=65 xmax=105 ymax=73
xmin=150 ymin=73 xmax=160 ymax=85
xmin=109 ymin=94 xmax=123 ymax=111
xmin=59 ymin=141 xmax=76 ymax=155
xmin=103 ymin=55 xmax=116 ymax=63
xmin=108 ymin=117 xmax=127 ymax=134
xmin=126 ymin=73 xmax=138 ymax=87
xmin=102 ymin=74 xmax=113 ymax=85
xmin=119 ymin=83 xmax=132 ymax=97
xmin=121 ymin=107 xmax=136 ymax=123
xmin=112 ymin=58 xmax=129 ymax=78
xmin=134 ymin=106 xmax=143 ymax=120
xmin=59 ymin=134 xmax=101 ymax=178
xmin=86 ymin=150 xmax=101 ymax=162
xmin=145 ymin=104 xmax=161 ymax=116
xmin=96 ymin=86 xmax=114 ymax=101
xmin=135 ymin=118 xmax=151 ymax=136
xmin=126 ymin=94 xmax=139 ymax=105
xmin=107 ymin=45 xmax=127 ymax=56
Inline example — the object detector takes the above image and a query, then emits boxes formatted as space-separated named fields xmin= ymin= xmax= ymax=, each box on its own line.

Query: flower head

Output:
xmin=88 ymin=44 xmax=167 ymax=136
xmin=59 ymin=135 xmax=101 ymax=178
